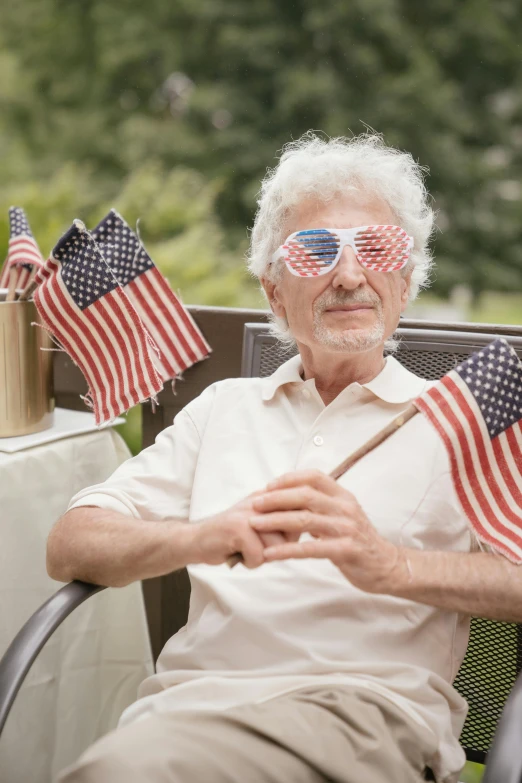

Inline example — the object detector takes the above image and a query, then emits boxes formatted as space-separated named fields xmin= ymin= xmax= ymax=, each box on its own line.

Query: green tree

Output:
xmin=1 ymin=0 xmax=522 ymax=301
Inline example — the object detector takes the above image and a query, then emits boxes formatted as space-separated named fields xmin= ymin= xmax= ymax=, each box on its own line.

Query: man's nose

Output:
xmin=330 ymin=245 xmax=366 ymax=289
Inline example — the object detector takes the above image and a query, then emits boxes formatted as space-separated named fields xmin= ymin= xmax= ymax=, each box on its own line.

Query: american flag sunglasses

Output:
xmin=272 ymin=225 xmax=414 ymax=278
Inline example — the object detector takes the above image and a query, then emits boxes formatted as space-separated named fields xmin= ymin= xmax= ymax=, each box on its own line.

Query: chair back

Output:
xmin=242 ymin=321 xmax=522 ymax=765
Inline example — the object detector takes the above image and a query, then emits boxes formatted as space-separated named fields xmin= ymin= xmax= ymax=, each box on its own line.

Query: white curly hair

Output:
xmin=247 ymin=131 xmax=435 ymax=348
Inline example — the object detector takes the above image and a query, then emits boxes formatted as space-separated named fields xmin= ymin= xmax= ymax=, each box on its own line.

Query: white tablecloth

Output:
xmin=0 ymin=426 xmax=154 ymax=783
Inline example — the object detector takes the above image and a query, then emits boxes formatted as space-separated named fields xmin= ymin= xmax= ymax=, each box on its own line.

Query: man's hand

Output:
xmin=187 ymin=493 xmax=299 ymax=570
xmin=249 ymin=470 xmax=407 ymax=593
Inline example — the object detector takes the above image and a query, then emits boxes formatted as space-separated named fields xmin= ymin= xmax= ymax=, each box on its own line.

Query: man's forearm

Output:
xmin=388 ymin=548 xmax=522 ymax=622
xmin=47 ymin=506 xmax=193 ymax=588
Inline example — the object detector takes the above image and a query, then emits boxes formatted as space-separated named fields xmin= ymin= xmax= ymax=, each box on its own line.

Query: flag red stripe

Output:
xmin=8 ymin=236 xmax=41 ymax=250
xmin=52 ymin=273 xmax=118 ymax=421
xmin=113 ymin=285 xmax=163 ymax=396
xmin=139 ymin=272 xmax=199 ymax=365
xmin=96 ymin=296 xmax=140 ymax=410
xmin=506 ymin=424 xmax=522 ymax=475
xmin=415 ymin=394 xmax=521 ymax=560
xmin=35 ymin=269 xmax=109 ymax=422
xmin=104 ymin=287 xmax=162 ymax=400
xmin=81 ymin=301 xmax=130 ymax=415
xmin=8 ymin=236 xmax=43 ymax=252
xmin=420 ymin=381 xmax=522 ymax=546
xmin=71 ymin=302 xmax=123 ymax=419
xmin=129 ymin=276 xmax=186 ymax=369
xmin=1 ymin=266 xmax=30 ymax=290
xmin=148 ymin=267 xmax=210 ymax=358
xmin=7 ymin=250 xmax=43 ymax=266
xmin=103 ymin=290 xmax=160 ymax=402
xmin=138 ymin=309 xmax=182 ymax=379
xmin=492 ymin=432 xmax=522 ymax=507
xmin=8 ymin=238 xmax=43 ymax=257
xmin=134 ymin=276 xmax=191 ymax=373
xmin=414 ymin=395 xmax=496 ymax=545
xmin=127 ymin=294 xmax=183 ymax=380
xmin=48 ymin=273 xmax=116 ymax=423
xmin=102 ymin=293 xmax=145 ymax=401
xmin=127 ymin=277 xmax=187 ymax=376
xmin=34 ymin=259 xmax=53 ymax=285
xmin=16 ymin=267 xmax=31 ymax=289
xmin=443 ymin=375 xmax=522 ymax=524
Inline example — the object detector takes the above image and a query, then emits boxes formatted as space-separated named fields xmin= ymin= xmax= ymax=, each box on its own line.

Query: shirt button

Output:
xmin=313 ymin=435 xmax=324 ymax=447
xmin=301 ymin=388 xmax=311 ymax=399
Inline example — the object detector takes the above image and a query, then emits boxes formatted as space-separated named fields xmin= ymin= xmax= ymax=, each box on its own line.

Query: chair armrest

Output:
xmin=483 ymin=667 xmax=522 ymax=783
xmin=0 ymin=580 xmax=105 ymax=736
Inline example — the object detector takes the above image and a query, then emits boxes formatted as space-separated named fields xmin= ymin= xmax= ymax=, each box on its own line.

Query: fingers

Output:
xmin=234 ymin=527 xmax=266 ymax=569
xmin=253 ymin=486 xmax=347 ymax=516
xmin=258 ymin=531 xmax=287 ymax=548
xmin=263 ymin=539 xmax=346 ymax=562
xmin=266 ymin=470 xmax=349 ymax=498
xmin=234 ymin=525 xmax=296 ymax=568
xmin=251 ymin=512 xmax=350 ymax=539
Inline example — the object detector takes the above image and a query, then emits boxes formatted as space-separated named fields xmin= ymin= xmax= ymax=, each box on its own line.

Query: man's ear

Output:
xmin=260 ymin=275 xmax=286 ymax=318
xmin=399 ymin=269 xmax=412 ymax=313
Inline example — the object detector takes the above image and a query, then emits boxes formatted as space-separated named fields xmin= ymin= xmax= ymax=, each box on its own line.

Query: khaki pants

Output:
xmin=59 ymin=685 xmax=439 ymax=783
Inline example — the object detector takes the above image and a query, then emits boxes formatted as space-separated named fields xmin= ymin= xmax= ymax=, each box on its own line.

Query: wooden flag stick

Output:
xmin=227 ymin=402 xmax=419 ymax=568
xmin=329 ymin=402 xmax=418 ymax=480
xmin=6 ymin=268 xmax=18 ymax=302
xmin=18 ymin=267 xmax=39 ymax=301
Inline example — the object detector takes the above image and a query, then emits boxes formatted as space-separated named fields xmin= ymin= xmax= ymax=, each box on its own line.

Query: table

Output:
xmin=0 ymin=422 xmax=154 ymax=782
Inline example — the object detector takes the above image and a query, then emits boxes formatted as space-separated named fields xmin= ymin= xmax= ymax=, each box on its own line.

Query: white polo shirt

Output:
xmin=69 ymin=355 xmax=475 ymax=782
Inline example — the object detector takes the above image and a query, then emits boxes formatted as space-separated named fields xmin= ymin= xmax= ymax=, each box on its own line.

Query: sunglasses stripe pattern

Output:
xmin=273 ymin=225 xmax=413 ymax=278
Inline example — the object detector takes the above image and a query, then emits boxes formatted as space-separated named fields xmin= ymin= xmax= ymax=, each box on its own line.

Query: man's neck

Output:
xmin=297 ymin=343 xmax=386 ymax=406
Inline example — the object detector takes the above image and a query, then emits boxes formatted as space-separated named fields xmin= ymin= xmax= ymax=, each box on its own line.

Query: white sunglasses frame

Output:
xmin=271 ymin=225 xmax=414 ymax=277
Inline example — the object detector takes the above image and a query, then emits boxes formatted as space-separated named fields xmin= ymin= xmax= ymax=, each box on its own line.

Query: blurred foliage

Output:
xmin=0 ymin=161 xmax=264 ymax=308
xmin=114 ymin=404 xmax=142 ymax=456
xmin=461 ymin=761 xmax=484 ymax=782
xmin=1 ymin=0 xmax=522 ymax=302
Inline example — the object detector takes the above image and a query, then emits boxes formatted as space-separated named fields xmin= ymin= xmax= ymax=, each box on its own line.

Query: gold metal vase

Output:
xmin=0 ymin=290 xmax=55 ymax=437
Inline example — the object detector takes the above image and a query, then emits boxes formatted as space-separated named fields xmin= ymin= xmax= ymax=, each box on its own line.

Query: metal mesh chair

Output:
xmin=242 ymin=322 xmax=522 ymax=769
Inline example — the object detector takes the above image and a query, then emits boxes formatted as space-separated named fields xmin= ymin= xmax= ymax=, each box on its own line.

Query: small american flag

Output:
xmin=92 ymin=210 xmax=211 ymax=381
xmin=34 ymin=220 xmax=163 ymax=425
xmin=414 ymin=339 xmax=522 ymax=562
xmin=0 ymin=207 xmax=45 ymax=290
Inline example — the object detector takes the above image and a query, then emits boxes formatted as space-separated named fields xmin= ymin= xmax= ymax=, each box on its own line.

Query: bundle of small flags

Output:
xmin=92 ymin=210 xmax=210 ymax=383
xmin=0 ymin=207 xmax=45 ymax=298
xmin=33 ymin=212 xmax=211 ymax=425
xmin=414 ymin=338 xmax=522 ymax=562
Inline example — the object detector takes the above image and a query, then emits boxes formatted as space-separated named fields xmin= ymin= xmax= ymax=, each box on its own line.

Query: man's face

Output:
xmin=262 ymin=193 xmax=412 ymax=356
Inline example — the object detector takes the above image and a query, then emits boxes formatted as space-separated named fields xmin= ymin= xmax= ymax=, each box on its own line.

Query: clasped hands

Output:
xmin=191 ymin=470 xmax=407 ymax=595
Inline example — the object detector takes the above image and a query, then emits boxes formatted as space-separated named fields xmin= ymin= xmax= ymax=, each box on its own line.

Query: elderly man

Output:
xmin=50 ymin=133 xmax=522 ymax=783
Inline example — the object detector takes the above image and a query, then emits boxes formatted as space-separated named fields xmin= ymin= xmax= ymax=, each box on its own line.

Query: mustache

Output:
xmin=314 ymin=289 xmax=382 ymax=313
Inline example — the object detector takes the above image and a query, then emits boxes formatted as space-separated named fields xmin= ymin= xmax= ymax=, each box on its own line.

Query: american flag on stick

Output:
xmin=414 ymin=339 xmax=522 ymax=562
xmin=0 ymin=207 xmax=45 ymax=291
xmin=328 ymin=338 xmax=522 ymax=563
xmin=92 ymin=209 xmax=211 ymax=382
xmin=34 ymin=220 xmax=163 ymax=425
xmin=233 ymin=340 xmax=522 ymax=569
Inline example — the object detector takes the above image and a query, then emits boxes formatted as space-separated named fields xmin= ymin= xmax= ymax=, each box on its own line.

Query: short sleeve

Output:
xmin=68 ymin=406 xmax=203 ymax=522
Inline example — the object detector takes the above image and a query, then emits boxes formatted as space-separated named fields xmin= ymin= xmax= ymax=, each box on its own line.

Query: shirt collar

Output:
xmin=261 ymin=354 xmax=426 ymax=404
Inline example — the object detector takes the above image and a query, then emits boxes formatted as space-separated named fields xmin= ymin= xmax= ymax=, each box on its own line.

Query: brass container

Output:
xmin=0 ymin=290 xmax=54 ymax=437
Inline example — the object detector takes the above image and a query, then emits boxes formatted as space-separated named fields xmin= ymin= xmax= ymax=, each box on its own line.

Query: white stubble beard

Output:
xmin=312 ymin=288 xmax=385 ymax=353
